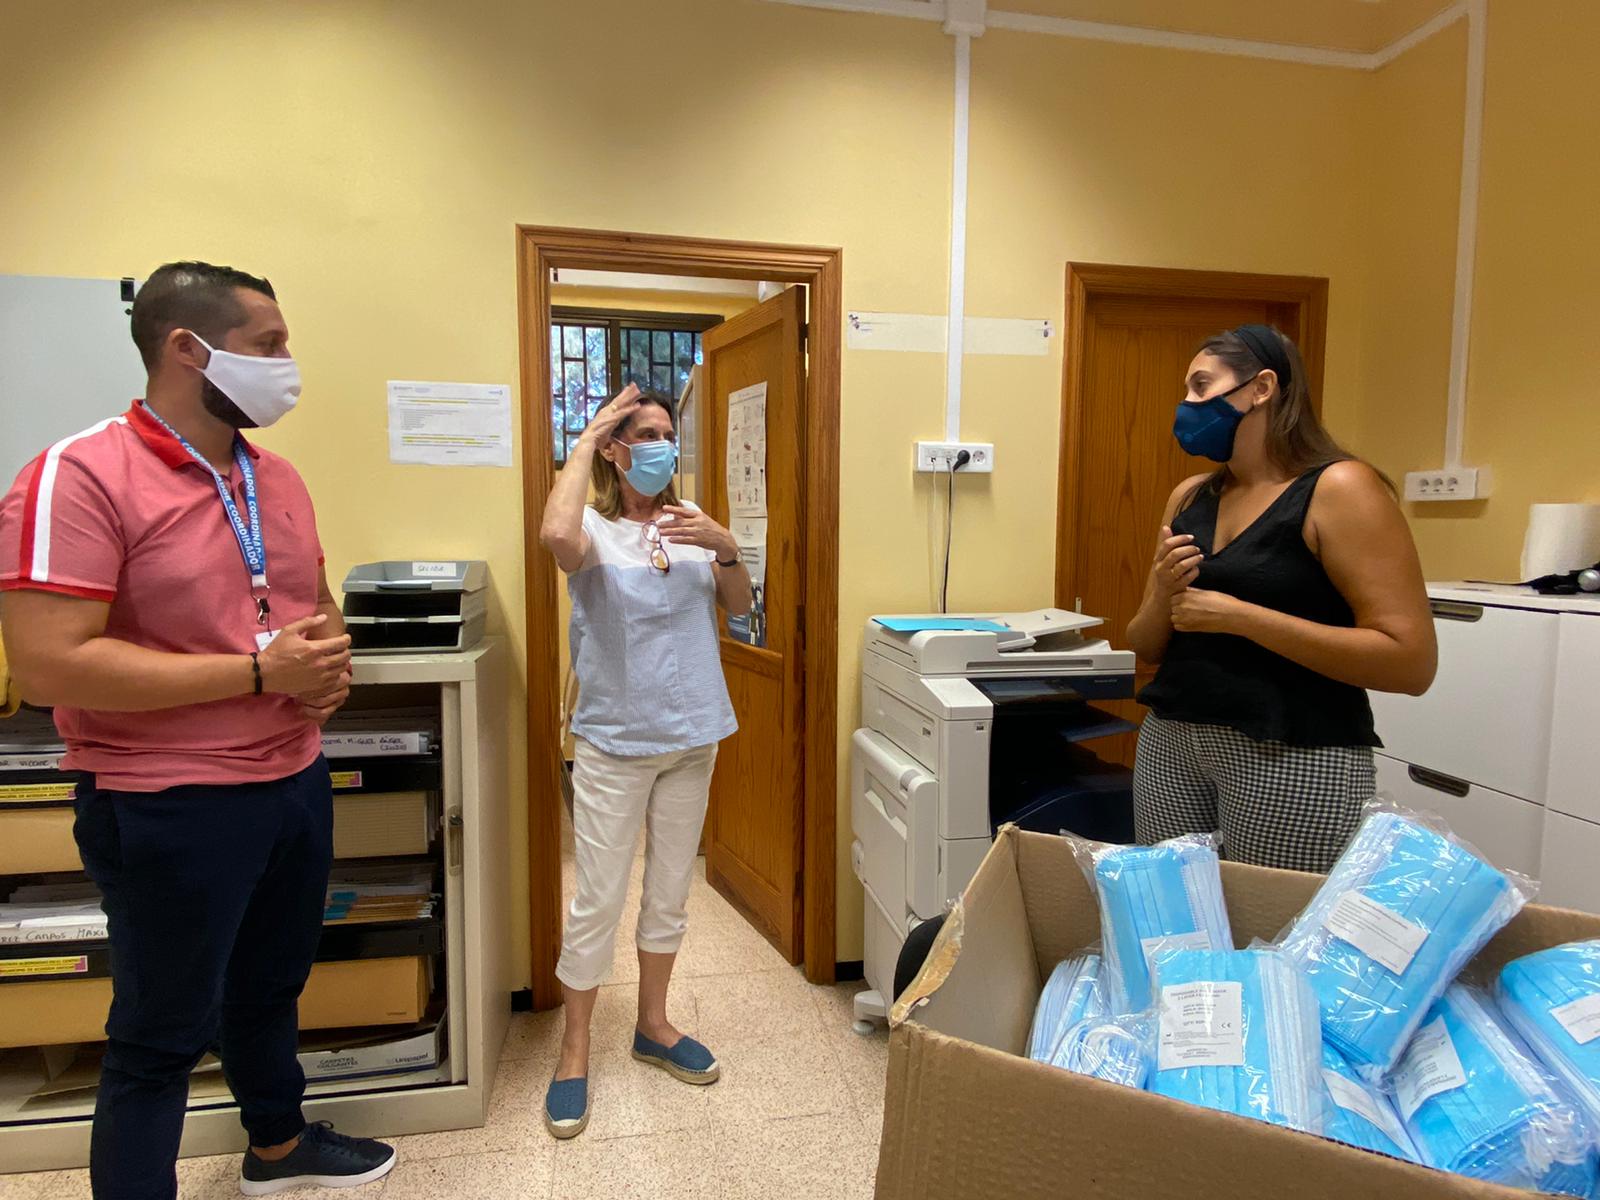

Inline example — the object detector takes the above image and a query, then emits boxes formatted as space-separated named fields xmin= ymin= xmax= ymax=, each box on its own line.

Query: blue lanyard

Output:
xmin=143 ymin=405 xmax=270 ymax=620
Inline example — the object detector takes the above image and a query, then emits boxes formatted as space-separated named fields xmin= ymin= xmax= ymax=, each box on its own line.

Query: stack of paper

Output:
xmin=323 ymin=863 xmax=436 ymax=924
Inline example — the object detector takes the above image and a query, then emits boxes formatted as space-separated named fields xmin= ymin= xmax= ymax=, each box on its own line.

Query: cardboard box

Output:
xmin=332 ymin=792 xmax=434 ymax=858
xmin=877 ymin=826 xmax=1600 ymax=1200
xmin=0 ymin=957 xmax=430 ymax=1048
xmin=0 ymin=807 xmax=83 ymax=874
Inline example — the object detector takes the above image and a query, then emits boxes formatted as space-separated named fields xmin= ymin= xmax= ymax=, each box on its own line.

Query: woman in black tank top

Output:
xmin=1125 ymin=325 xmax=1436 ymax=872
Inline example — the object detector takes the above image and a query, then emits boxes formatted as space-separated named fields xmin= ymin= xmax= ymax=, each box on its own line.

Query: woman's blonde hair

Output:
xmin=589 ymin=388 xmax=680 ymax=520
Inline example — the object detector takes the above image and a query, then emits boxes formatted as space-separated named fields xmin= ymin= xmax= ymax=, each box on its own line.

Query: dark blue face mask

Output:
xmin=1173 ymin=373 xmax=1260 ymax=463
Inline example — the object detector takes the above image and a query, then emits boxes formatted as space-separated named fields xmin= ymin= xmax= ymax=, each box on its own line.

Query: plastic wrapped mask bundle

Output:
xmin=1048 ymin=1014 xmax=1153 ymax=1090
xmin=1148 ymin=947 xmax=1324 ymax=1135
xmin=1319 ymin=1042 xmax=1420 ymax=1162
xmin=1081 ymin=834 xmax=1233 ymax=1013
xmin=1395 ymin=984 xmax=1598 ymax=1197
xmin=1499 ymin=940 xmax=1600 ymax=1136
xmin=1027 ymin=952 xmax=1106 ymax=1063
xmin=1277 ymin=807 xmax=1528 ymax=1080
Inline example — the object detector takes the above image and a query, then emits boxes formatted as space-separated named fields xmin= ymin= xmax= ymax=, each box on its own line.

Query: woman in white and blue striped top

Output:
xmin=538 ymin=383 xmax=752 ymax=1139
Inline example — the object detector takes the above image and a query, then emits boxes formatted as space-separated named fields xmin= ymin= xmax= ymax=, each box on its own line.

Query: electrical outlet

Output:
xmin=1404 ymin=466 xmax=1485 ymax=502
xmin=915 ymin=441 xmax=995 ymax=473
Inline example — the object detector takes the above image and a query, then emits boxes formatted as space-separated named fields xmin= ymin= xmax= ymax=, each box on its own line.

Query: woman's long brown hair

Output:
xmin=1196 ymin=327 xmax=1393 ymax=494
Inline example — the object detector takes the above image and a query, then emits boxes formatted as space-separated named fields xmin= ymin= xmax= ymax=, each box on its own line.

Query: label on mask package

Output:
xmin=1141 ymin=931 xmax=1214 ymax=976
xmin=1393 ymin=1017 xmax=1468 ymax=1120
xmin=1158 ymin=981 xmax=1244 ymax=1071
xmin=1322 ymin=1069 xmax=1410 ymax=1147
xmin=1323 ymin=890 xmax=1428 ymax=975
xmin=1551 ymin=993 xmax=1600 ymax=1046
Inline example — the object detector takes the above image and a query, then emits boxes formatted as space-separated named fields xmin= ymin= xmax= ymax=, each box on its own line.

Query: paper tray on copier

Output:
xmin=342 ymin=561 xmax=488 ymax=654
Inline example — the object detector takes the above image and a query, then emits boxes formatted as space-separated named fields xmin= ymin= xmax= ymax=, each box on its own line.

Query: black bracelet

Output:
xmin=249 ymin=652 xmax=262 ymax=696
xmin=716 ymin=554 xmax=741 ymax=568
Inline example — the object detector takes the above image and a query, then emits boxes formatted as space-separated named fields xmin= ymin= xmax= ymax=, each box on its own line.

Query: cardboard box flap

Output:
xmin=895 ymin=830 xmax=1038 ymax=1056
xmin=875 ymin=1023 xmax=1529 ymax=1200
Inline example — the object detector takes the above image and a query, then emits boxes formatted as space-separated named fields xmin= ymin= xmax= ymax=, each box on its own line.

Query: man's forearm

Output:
xmin=20 ymin=637 xmax=252 ymax=712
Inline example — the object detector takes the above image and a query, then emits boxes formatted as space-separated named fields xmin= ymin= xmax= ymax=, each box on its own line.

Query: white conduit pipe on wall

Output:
xmin=945 ymin=31 xmax=971 ymax=442
xmin=1444 ymin=0 xmax=1486 ymax=469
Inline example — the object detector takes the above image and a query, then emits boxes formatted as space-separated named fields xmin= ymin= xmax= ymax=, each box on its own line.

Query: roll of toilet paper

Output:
xmin=1521 ymin=504 xmax=1600 ymax=580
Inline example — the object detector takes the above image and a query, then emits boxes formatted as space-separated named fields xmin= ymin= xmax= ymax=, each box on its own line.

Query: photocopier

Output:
xmin=850 ymin=609 xmax=1137 ymax=1029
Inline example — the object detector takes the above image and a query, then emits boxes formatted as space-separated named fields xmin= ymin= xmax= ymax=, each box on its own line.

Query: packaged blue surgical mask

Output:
xmin=1395 ymin=984 xmax=1598 ymax=1197
xmin=1148 ymin=945 xmax=1325 ymax=1135
xmin=1319 ymin=1041 xmax=1420 ymax=1162
xmin=1498 ymin=940 xmax=1600 ymax=1137
xmin=1027 ymin=950 xmax=1106 ymax=1063
xmin=1072 ymin=832 xmax=1233 ymax=1014
xmin=1048 ymin=1012 xmax=1154 ymax=1090
xmin=1277 ymin=804 xmax=1531 ymax=1081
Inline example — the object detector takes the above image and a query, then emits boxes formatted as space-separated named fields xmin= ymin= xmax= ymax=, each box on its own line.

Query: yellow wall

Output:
xmin=4 ymin=0 xmax=1590 ymax=977
xmin=1380 ymin=0 xmax=1600 ymax=578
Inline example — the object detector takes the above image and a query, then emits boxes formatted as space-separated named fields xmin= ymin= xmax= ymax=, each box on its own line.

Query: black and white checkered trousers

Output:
xmin=1132 ymin=713 xmax=1374 ymax=873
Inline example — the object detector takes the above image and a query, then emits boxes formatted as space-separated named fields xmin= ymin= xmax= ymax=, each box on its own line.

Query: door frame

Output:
xmin=516 ymin=225 xmax=842 ymax=1007
xmin=1054 ymin=262 xmax=1329 ymax=610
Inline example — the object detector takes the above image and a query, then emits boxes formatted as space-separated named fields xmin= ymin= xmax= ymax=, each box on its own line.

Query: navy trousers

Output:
xmin=73 ymin=757 xmax=334 ymax=1200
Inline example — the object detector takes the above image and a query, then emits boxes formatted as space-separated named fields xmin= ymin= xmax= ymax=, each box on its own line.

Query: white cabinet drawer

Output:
xmin=1370 ymin=600 xmax=1559 ymax=803
xmin=1548 ymin=613 xmax=1600 ymax=824
xmin=1374 ymin=753 xmax=1544 ymax=878
xmin=1540 ymin=811 xmax=1600 ymax=914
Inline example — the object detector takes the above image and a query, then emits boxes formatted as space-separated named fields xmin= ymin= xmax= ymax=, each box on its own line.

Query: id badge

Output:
xmin=255 ymin=629 xmax=278 ymax=653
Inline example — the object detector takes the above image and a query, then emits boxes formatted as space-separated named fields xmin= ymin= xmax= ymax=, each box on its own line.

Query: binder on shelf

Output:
xmin=327 ymin=757 xmax=443 ymax=794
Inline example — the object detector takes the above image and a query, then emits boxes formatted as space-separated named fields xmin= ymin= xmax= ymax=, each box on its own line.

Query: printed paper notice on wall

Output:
xmin=388 ymin=380 xmax=513 ymax=468
xmin=726 ymin=381 xmax=767 ymax=518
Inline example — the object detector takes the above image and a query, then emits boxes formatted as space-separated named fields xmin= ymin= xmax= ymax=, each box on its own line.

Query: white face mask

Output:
xmin=190 ymin=333 xmax=301 ymax=428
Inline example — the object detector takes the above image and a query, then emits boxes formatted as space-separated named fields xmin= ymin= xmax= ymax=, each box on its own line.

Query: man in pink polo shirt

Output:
xmin=0 ymin=262 xmax=396 ymax=1198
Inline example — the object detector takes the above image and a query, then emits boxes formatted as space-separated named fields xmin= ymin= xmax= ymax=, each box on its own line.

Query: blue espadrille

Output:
xmin=631 ymin=1030 xmax=720 ymax=1085
xmin=544 ymin=1076 xmax=589 ymax=1139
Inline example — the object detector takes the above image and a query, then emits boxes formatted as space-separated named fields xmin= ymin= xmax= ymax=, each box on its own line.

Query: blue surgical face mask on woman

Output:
xmin=1173 ymin=373 xmax=1260 ymax=463
xmin=615 ymin=438 xmax=678 ymax=497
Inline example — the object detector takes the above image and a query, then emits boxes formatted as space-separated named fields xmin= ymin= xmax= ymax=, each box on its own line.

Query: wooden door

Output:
xmin=1056 ymin=266 xmax=1327 ymax=767
xmin=699 ymin=287 xmax=807 ymax=961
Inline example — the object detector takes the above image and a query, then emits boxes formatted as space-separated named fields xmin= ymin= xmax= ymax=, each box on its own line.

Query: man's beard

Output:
xmin=200 ymin=379 xmax=257 ymax=429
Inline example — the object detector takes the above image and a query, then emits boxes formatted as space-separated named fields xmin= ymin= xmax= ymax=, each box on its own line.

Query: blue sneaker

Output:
xmin=238 ymin=1121 xmax=395 ymax=1195
xmin=545 ymin=1075 xmax=590 ymax=1139
xmin=632 ymin=1030 xmax=720 ymax=1085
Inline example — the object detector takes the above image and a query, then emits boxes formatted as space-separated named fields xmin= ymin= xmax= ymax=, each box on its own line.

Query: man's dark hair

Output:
xmin=129 ymin=261 xmax=276 ymax=368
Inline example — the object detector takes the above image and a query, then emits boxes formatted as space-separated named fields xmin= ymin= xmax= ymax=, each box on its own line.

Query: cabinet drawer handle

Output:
xmin=1408 ymin=764 xmax=1470 ymax=797
xmin=1430 ymin=600 xmax=1484 ymax=622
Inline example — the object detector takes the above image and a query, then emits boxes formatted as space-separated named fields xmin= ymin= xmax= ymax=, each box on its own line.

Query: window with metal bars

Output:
xmin=550 ymin=307 xmax=720 ymax=465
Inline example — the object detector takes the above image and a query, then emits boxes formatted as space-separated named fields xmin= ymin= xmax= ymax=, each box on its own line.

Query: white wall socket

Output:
xmin=1404 ymin=466 xmax=1485 ymax=502
xmin=915 ymin=441 xmax=995 ymax=473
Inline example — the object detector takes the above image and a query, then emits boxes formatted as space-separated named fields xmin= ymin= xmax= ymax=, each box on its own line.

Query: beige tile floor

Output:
xmin=2 ymin=826 xmax=890 ymax=1199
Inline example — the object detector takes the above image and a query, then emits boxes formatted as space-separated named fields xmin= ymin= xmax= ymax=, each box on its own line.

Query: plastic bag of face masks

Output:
xmin=1048 ymin=1011 xmax=1155 ymax=1090
xmin=1498 ymin=939 xmax=1600 ymax=1139
xmin=1068 ymin=832 xmax=1233 ymax=1014
xmin=1319 ymin=1041 xmax=1421 ymax=1163
xmin=1147 ymin=943 xmax=1325 ymax=1135
xmin=1393 ymin=983 xmax=1599 ymax=1197
xmin=1276 ymin=802 xmax=1532 ymax=1082
xmin=1026 ymin=947 xmax=1107 ymax=1064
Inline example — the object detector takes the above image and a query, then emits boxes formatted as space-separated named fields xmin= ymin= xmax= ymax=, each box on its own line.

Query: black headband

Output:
xmin=1231 ymin=324 xmax=1292 ymax=392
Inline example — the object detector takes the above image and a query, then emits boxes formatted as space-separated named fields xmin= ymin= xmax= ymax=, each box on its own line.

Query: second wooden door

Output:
xmin=698 ymin=286 xmax=807 ymax=962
